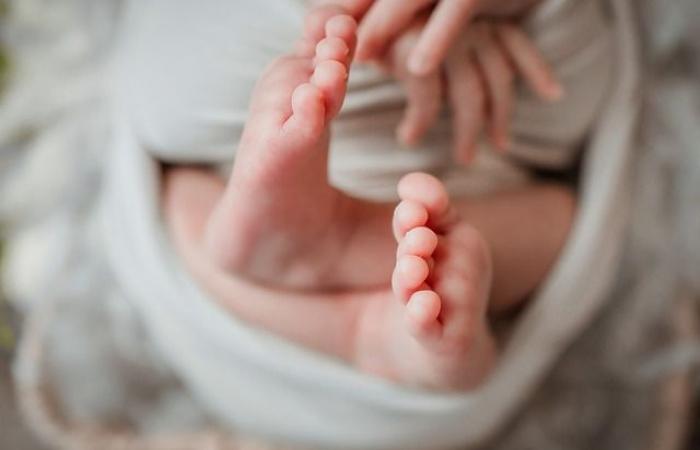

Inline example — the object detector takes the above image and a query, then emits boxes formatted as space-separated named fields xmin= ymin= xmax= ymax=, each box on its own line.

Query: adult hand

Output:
xmin=346 ymin=0 xmax=541 ymax=75
xmin=387 ymin=19 xmax=563 ymax=164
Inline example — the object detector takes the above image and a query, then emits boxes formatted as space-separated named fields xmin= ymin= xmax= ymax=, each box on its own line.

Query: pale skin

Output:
xmin=314 ymin=1 xmax=563 ymax=162
xmin=161 ymin=10 xmax=576 ymax=390
xmin=329 ymin=0 xmax=545 ymax=74
xmin=387 ymin=17 xmax=563 ymax=162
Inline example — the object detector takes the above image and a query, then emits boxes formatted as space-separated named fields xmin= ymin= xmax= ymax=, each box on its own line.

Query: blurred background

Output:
xmin=1 ymin=2 xmax=45 ymax=444
xmin=1 ymin=1 xmax=700 ymax=449
xmin=0 ymin=1 xmax=44 ymax=447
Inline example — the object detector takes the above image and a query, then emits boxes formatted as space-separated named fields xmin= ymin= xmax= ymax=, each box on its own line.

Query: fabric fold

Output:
xmin=94 ymin=0 xmax=640 ymax=448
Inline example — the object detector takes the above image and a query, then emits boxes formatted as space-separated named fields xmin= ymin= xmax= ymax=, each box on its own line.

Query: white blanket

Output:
xmin=0 ymin=0 xmax=641 ymax=448
xmin=94 ymin=0 xmax=640 ymax=448
xmin=116 ymin=0 xmax=613 ymax=199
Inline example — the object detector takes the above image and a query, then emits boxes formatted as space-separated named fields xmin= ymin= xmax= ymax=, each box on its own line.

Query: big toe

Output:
xmin=398 ymin=173 xmax=452 ymax=227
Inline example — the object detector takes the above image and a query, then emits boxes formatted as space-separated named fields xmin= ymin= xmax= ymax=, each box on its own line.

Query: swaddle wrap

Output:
xmin=97 ymin=0 xmax=639 ymax=448
xmin=118 ymin=0 xmax=613 ymax=200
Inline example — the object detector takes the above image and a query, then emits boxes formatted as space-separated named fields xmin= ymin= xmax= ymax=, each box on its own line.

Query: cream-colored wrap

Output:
xmin=88 ymin=0 xmax=640 ymax=449
xmin=118 ymin=0 xmax=613 ymax=200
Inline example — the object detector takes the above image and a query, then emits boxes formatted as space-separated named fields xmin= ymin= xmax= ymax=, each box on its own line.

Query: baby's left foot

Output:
xmin=355 ymin=173 xmax=497 ymax=390
xmin=203 ymin=9 xmax=397 ymax=290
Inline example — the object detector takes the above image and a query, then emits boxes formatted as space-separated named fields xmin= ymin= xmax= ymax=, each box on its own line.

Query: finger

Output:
xmin=474 ymin=27 xmax=515 ymax=152
xmin=356 ymin=0 xmax=435 ymax=61
xmin=388 ymin=24 xmax=443 ymax=146
xmin=408 ymin=0 xmax=479 ymax=76
xmin=398 ymin=74 xmax=443 ymax=146
xmin=385 ymin=14 xmax=429 ymax=74
xmin=446 ymin=53 xmax=486 ymax=164
xmin=495 ymin=23 xmax=564 ymax=101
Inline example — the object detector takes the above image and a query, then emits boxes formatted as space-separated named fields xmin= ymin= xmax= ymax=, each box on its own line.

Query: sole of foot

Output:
xmin=204 ymin=9 xmax=395 ymax=290
xmin=356 ymin=172 xmax=497 ymax=390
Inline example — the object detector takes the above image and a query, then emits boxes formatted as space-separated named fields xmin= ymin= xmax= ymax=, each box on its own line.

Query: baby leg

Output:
xmin=452 ymin=184 xmax=576 ymax=311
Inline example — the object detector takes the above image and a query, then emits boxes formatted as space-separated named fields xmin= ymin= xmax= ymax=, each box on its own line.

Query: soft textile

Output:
xmin=117 ymin=0 xmax=613 ymax=199
xmin=0 ymin=0 xmax=644 ymax=449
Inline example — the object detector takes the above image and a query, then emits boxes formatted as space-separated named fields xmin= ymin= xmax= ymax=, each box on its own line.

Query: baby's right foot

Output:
xmin=204 ymin=9 xmax=397 ymax=290
xmin=355 ymin=173 xmax=497 ymax=390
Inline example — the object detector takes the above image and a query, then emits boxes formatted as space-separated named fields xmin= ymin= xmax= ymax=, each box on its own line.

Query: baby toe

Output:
xmin=406 ymin=290 xmax=442 ymax=333
xmin=325 ymin=14 xmax=358 ymax=54
xmin=398 ymin=173 xmax=450 ymax=220
xmin=304 ymin=5 xmax=347 ymax=44
xmin=392 ymin=255 xmax=430 ymax=301
xmin=311 ymin=59 xmax=348 ymax=119
xmin=282 ymin=83 xmax=325 ymax=142
xmin=315 ymin=37 xmax=351 ymax=66
xmin=397 ymin=226 xmax=438 ymax=259
xmin=392 ymin=200 xmax=429 ymax=242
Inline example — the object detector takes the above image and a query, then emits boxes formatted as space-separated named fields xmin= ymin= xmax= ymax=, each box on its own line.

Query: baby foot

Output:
xmin=356 ymin=173 xmax=497 ymax=390
xmin=204 ymin=10 xmax=396 ymax=289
